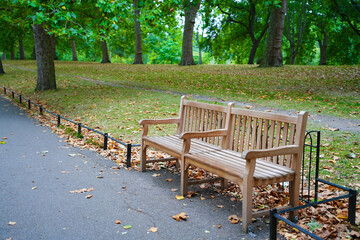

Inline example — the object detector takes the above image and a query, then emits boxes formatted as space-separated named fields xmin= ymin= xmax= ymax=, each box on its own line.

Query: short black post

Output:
xmin=103 ymin=133 xmax=108 ymax=150
xmin=77 ymin=123 xmax=82 ymax=137
xmin=28 ymin=100 xmax=31 ymax=109
xmin=348 ymin=189 xmax=358 ymax=225
xmin=12 ymin=91 xmax=14 ymax=98
xmin=39 ymin=105 xmax=43 ymax=115
xmin=269 ymin=208 xmax=278 ymax=240
xmin=19 ymin=95 xmax=22 ymax=104
xmin=57 ymin=115 xmax=61 ymax=127
xmin=126 ymin=144 xmax=132 ymax=168
xmin=3 ymin=87 xmax=6 ymax=94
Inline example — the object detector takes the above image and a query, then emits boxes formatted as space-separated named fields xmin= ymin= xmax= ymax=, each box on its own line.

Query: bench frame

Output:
xmin=140 ymin=96 xmax=308 ymax=233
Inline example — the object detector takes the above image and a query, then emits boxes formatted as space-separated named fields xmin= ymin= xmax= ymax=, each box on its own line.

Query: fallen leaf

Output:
xmin=217 ymin=205 xmax=224 ymax=208
xmin=85 ymin=194 xmax=93 ymax=199
xmin=200 ymin=197 xmax=206 ymax=200
xmin=112 ymin=166 xmax=120 ymax=170
xmin=166 ymin=178 xmax=173 ymax=182
xmin=32 ymin=186 xmax=37 ymax=190
xmin=123 ymin=225 xmax=132 ymax=229
xmin=147 ymin=227 xmax=158 ymax=232
xmin=115 ymin=220 xmax=121 ymax=224
xmin=68 ymin=154 xmax=77 ymax=157
xmin=2 ymin=137 xmax=8 ymax=139
xmin=217 ymin=224 xmax=222 ymax=228
xmin=152 ymin=173 xmax=161 ymax=177
xmin=0 ymin=141 xmax=6 ymax=144
xmin=171 ymin=188 xmax=178 ymax=192
xmin=228 ymin=214 xmax=240 ymax=224
xmin=172 ymin=212 xmax=189 ymax=221
xmin=8 ymin=222 xmax=16 ymax=226
xmin=87 ymin=187 xmax=94 ymax=192
xmin=175 ymin=195 xmax=185 ymax=200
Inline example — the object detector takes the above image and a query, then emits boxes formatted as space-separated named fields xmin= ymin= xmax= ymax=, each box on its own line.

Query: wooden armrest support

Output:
xmin=241 ymin=145 xmax=300 ymax=160
xmin=180 ymin=129 xmax=228 ymax=140
xmin=139 ymin=118 xmax=181 ymax=125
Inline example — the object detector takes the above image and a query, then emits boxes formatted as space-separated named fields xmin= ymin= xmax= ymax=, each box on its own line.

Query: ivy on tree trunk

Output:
xmin=133 ymin=0 xmax=143 ymax=64
xmin=179 ymin=0 xmax=201 ymax=66
xmin=260 ymin=0 xmax=287 ymax=67
xmin=33 ymin=24 xmax=56 ymax=91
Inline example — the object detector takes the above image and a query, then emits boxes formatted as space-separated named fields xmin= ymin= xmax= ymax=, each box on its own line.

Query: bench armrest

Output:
xmin=180 ymin=129 xmax=228 ymax=140
xmin=139 ymin=118 xmax=181 ymax=126
xmin=241 ymin=145 xmax=300 ymax=160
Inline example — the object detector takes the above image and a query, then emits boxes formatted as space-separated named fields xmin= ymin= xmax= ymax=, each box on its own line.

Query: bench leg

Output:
xmin=289 ymin=178 xmax=300 ymax=222
xmin=241 ymin=182 xmax=254 ymax=233
xmin=180 ymin=162 xmax=190 ymax=196
xmin=140 ymin=142 xmax=147 ymax=172
xmin=220 ymin=178 xmax=229 ymax=190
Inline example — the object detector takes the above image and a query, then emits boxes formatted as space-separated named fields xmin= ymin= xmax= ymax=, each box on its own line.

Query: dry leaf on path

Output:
xmin=172 ymin=212 xmax=189 ymax=221
xmin=175 ymin=195 xmax=185 ymax=200
xmin=8 ymin=222 xmax=16 ymax=226
xmin=85 ymin=194 xmax=93 ymax=199
xmin=123 ymin=225 xmax=132 ymax=229
xmin=147 ymin=227 xmax=158 ymax=232
xmin=166 ymin=178 xmax=173 ymax=182
xmin=228 ymin=214 xmax=240 ymax=224
xmin=115 ymin=220 xmax=121 ymax=224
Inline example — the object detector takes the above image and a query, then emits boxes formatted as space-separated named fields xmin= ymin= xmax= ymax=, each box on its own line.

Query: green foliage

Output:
xmin=308 ymin=219 xmax=322 ymax=231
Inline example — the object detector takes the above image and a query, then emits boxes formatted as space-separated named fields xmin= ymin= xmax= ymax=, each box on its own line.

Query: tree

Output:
xmin=0 ymin=57 xmax=5 ymax=74
xmin=71 ymin=39 xmax=78 ymax=61
xmin=33 ymin=24 xmax=56 ymax=91
xmin=179 ymin=0 xmax=201 ymax=65
xmin=260 ymin=0 xmax=287 ymax=67
xmin=331 ymin=0 xmax=360 ymax=36
xmin=216 ymin=0 xmax=270 ymax=64
xmin=19 ymin=35 xmax=26 ymax=60
xmin=133 ymin=0 xmax=143 ymax=64
xmin=284 ymin=0 xmax=308 ymax=65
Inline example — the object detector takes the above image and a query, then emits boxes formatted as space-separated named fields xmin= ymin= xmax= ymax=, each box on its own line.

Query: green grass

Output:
xmin=1 ymin=60 xmax=359 ymax=188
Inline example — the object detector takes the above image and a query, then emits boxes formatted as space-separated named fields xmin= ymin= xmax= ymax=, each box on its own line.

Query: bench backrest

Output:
xmin=227 ymin=108 xmax=308 ymax=169
xmin=177 ymin=97 xmax=231 ymax=147
xmin=176 ymin=96 xmax=308 ymax=169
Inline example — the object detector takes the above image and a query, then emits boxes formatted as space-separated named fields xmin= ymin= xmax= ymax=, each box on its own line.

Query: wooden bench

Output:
xmin=139 ymin=96 xmax=308 ymax=233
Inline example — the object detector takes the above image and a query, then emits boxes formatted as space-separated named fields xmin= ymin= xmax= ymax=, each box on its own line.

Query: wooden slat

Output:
xmin=233 ymin=115 xmax=241 ymax=151
xmin=262 ymin=119 xmax=269 ymax=149
xmin=183 ymin=100 xmax=227 ymax=112
xmin=287 ymin=124 xmax=296 ymax=168
xmin=231 ymin=108 xmax=298 ymax=124
xmin=239 ymin=116 xmax=247 ymax=152
xmin=279 ymin=122 xmax=289 ymax=165
xmin=256 ymin=118 xmax=263 ymax=150
xmin=250 ymin=117 xmax=258 ymax=150
xmin=244 ymin=116 xmax=252 ymax=151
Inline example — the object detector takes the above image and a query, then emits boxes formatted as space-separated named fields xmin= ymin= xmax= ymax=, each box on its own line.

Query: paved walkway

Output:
xmin=0 ymin=95 xmax=270 ymax=239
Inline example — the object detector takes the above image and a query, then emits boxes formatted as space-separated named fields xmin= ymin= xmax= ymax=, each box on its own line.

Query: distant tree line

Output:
xmin=0 ymin=0 xmax=359 ymax=89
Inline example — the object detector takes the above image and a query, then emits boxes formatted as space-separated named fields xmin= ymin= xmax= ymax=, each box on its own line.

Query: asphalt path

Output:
xmin=0 ymin=95 xmax=270 ymax=240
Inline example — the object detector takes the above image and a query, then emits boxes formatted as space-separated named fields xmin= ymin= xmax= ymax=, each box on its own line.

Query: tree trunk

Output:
xmin=0 ymin=57 xmax=5 ymax=74
xmin=3 ymin=51 xmax=6 ymax=60
xmin=50 ymin=34 xmax=58 ymax=60
xmin=33 ymin=24 xmax=56 ymax=91
xmin=133 ymin=0 xmax=143 ymax=64
xmin=32 ymin=46 xmax=36 ymax=60
xmin=289 ymin=42 xmax=295 ymax=64
xmin=101 ymin=40 xmax=111 ymax=63
xmin=260 ymin=0 xmax=287 ymax=67
xmin=318 ymin=31 xmax=328 ymax=65
xmin=248 ymin=40 xmax=260 ymax=64
xmin=179 ymin=0 xmax=201 ymax=66
xmin=19 ymin=36 xmax=25 ymax=60
xmin=71 ymin=40 xmax=78 ymax=61
xmin=196 ymin=32 xmax=202 ymax=65
xmin=11 ymin=46 xmax=15 ymax=60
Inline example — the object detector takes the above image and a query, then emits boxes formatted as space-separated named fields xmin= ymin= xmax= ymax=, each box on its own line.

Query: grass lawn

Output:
xmin=1 ymin=60 xmax=359 ymax=189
